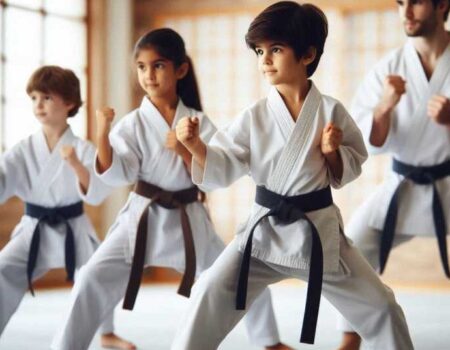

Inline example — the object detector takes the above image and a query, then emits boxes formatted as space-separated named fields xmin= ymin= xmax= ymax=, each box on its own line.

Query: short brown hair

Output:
xmin=246 ymin=1 xmax=328 ymax=77
xmin=431 ymin=0 xmax=450 ymax=21
xmin=26 ymin=66 xmax=82 ymax=117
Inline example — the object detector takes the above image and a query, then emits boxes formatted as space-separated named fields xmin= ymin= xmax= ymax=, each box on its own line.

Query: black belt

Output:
xmin=25 ymin=201 xmax=83 ymax=295
xmin=380 ymin=158 xmax=450 ymax=277
xmin=122 ymin=181 xmax=199 ymax=310
xmin=236 ymin=186 xmax=332 ymax=344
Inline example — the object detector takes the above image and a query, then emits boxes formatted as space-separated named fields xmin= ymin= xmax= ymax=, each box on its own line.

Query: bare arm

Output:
xmin=60 ymin=146 xmax=90 ymax=194
xmin=165 ymin=130 xmax=195 ymax=173
xmin=96 ymin=107 xmax=115 ymax=174
xmin=369 ymin=104 xmax=394 ymax=147
xmin=179 ymin=147 xmax=194 ymax=172
xmin=176 ymin=117 xmax=207 ymax=169
xmin=369 ymin=75 xmax=406 ymax=147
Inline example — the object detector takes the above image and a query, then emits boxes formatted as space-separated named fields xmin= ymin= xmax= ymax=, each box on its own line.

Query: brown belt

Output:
xmin=122 ymin=181 xmax=199 ymax=310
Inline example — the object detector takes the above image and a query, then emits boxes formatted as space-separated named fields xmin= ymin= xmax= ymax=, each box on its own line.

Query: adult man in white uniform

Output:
xmin=338 ymin=1 xmax=450 ymax=349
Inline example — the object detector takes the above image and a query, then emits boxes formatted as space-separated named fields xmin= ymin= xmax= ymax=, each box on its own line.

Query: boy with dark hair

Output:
xmin=173 ymin=2 xmax=413 ymax=349
xmin=0 ymin=66 xmax=135 ymax=350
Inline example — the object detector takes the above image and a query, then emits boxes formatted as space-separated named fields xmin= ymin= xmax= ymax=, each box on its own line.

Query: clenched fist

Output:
xmin=380 ymin=75 xmax=406 ymax=111
xmin=428 ymin=95 xmax=450 ymax=125
xmin=96 ymin=107 xmax=115 ymax=135
xmin=321 ymin=122 xmax=343 ymax=155
xmin=60 ymin=145 xmax=78 ymax=165
xmin=176 ymin=116 xmax=200 ymax=151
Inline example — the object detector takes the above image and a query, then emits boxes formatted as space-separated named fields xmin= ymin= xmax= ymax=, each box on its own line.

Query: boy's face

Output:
xmin=254 ymin=41 xmax=308 ymax=86
xmin=29 ymin=90 xmax=73 ymax=126
xmin=397 ymin=0 xmax=442 ymax=36
xmin=136 ymin=48 xmax=187 ymax=101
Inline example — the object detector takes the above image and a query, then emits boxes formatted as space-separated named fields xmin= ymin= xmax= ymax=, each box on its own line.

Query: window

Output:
xmin=0 ymin=0 xmax=87 ymax=151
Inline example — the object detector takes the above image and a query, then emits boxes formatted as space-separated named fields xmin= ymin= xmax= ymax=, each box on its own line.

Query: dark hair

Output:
xmin=246 ymin=1 xmax=328 ymax=77
xmin=133 ymin=28 xmax=202 ymax=111
xmin=26 ymin=65 xmax=82 ymax=117
xmin=431 ymin=0 xmax=450 ymax=21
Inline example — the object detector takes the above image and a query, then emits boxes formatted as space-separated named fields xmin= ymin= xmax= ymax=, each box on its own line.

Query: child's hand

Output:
xmin=176 ymin=117 xmax=200 ymax=151
xmin=321 ymin=122 xmax=343 ymax=155
xmin=165 ymin=130 xmax=185 ymax=155
xmin=60 ymin=145 xmax=90 ymax=192
xmin=428 ymin=95 xmax=450 ymax=125
xmin=96 ymin=107 xmax=115 ymax=135
xmin=379 ymin=75 xmax=406 ymax=112
xmin=60 ymin=145 xmax=79 ymax=166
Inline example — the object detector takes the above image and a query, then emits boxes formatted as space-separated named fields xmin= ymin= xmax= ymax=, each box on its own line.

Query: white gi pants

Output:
xmin=336 ymin=195 xmax=416 ymax=336
xmin=0 ymin=232 xmax=115 ymax=338
xmin=171 ymin=235 xmax=414 ymax=350
xmin=51 ymin=228 xmax=280 ymax=350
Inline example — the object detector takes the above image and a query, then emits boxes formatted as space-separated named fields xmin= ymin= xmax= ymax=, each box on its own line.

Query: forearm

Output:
xmin=324 ymin=150 xmax=343 ymax=182
xmin=178 ymin=146 xmax=193 ymax=173
xmin=68 ymin=159 xmax=90 ymax=194
xmin=96 ymin=132 xmax=113 ymax=174
xmin=186 ymin=140 xmax=207 ymax=169
xmin=369 ymin=104 xmax=392 ymax=147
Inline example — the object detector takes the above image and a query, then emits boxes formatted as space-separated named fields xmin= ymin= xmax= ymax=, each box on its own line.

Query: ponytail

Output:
xmin=178 ymin=56 xmax=202 ymax=111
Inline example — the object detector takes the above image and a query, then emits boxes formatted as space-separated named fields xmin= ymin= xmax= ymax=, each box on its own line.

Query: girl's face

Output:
xmin=135 ymin=48 xmax=187 ymax=101
xmin=29 ymin=90 xmax=73 ymax=126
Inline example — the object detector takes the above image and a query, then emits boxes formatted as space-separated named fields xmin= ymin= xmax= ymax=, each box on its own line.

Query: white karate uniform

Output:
xmin=337 ymin=39 xmax=450 ymax=332
xmin=51 ymin=97 xmax=280 ymax=350
xmin=0 ymin=127 xmax=115 ymax=338
xmin=171 ymin=82 xmax=413 ymax=350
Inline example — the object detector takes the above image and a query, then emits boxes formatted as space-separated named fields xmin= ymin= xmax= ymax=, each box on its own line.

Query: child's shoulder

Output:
xmin=248 ymin=96 xmax=269 ymax=112
xmin=222 ymin=97 xmax=274 ymax=129
xmin=3 ymin=132 xmax=40 ymax=159
xmin=120 ymin=108 xmax=141 ymax=125
xmin=16 ymin=133 xmax=34 ymax=148
xmin=71 ymin=135 xmax=94 ymax=148
xmin=12 ymin=132 xmax=41 ymax=154
xmin=237 ymin=97 xmax=269 ymax=120
xmin=320 ymin=93 xmax=344 ymax=108
xmin=67 ymin=132 xmax=95 ymax=156
xmin=110 ymin=108 xmax=141 ymax=133
xmin=318 ymin=93 xmax=350 ymax=119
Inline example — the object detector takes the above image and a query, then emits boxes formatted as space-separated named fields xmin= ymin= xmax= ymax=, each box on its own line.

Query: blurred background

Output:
xmin=0 ymin=0 xmax=449 ymax=291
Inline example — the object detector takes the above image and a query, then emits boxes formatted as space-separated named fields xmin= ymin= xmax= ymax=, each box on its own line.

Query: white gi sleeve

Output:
xmin=329 ymin=102 xmax=368 ymax=189
xmin=0 ymin=144 xmax=26 ymax=203
xmin=95 ymin=114 xmax=142 ymax=187
xmin=192 ymin=111 xmax=251 ymax=191
xmin=351 ymin=59 xmax=396 ymax=155
xmin=76 ymin=141 xmax=113 ymax=205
